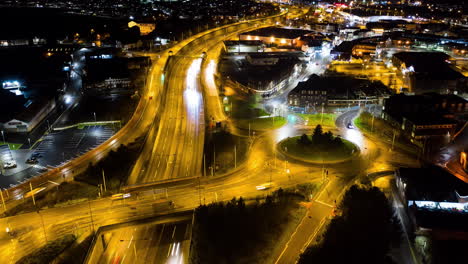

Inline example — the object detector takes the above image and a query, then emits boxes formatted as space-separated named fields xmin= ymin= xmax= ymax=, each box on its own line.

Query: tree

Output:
xmin=323 ymin=131 xmax=334 ymax=144
xmin=298 ymin=185 xmax=402 ymax=264
xmin=298 ymin=134 xmax=311 ymax=145
xmin=312 ymin=125 xmax=323 ymax=143
xmin=332 ymin=137 xmax=343 ymax=148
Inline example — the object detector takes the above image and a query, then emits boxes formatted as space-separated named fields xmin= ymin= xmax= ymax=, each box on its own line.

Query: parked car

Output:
xmin=26 ymin=157 xmax=38 ymax=164
xmin=3 ymin=161 xmax=17 ymax=169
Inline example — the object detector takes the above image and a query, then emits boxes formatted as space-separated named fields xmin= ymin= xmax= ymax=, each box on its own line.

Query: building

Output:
xmin=395 ymin=167 xmax=468 ymax=237
xmin=223 ymin=40 xmax=264 ymax=53
xmin=288 ymin=81 xmax=327 ymax=110
xmin=1 ymin=98 xmax=56 ymax=133
xmin=392 ymin=52 xmax=466 ymax=94
xmin=383 ymin=93 xmax=468 ymax=121
xmin=352 ymin=43 xmax=377 ymax=58
xmin=127 ymin=21 xmax=156 ymax=36
xmin=288 ymin=75 xmax=392 ymax=111
xmin=383 ymin=93 xmax=467 ymax=140
xmin=239 ymin=27 xmax=313 ymax=48
xmin=400 ymin=114 xmax=458 ymax=140
xmin=311 ymin=23 xmax=338 ymax=33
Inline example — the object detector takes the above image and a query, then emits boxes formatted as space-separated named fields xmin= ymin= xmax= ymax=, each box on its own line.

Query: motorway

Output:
xmin=127 ymin=14 xmax=286 ymax=185
xmin=86 ymin=215 xmax=192 ymax=264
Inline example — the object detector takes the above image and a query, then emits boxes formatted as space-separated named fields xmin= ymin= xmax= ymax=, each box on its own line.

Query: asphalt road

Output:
xmin=87 ymin=217 xmax=191 ymax=264
xmin=127 ymin=15 xmax=285 ymax=185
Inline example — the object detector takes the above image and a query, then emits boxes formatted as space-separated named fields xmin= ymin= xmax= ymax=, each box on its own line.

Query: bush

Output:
xmin=17 ymin=234 xmax=76 ymax=264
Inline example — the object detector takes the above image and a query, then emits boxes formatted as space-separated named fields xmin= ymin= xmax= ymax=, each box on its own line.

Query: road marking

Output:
xmin=127 ymin=235 xmax=133 ymax=248
xmin=314 ymin=200 xmax=333 ymax=208
xmin=172 ymin=226 xmax=177 ymax=239
xmin=301 ymin=217 xmax=328 ymax=255
xmin=274 ymin=210 xmax=310 ymax=264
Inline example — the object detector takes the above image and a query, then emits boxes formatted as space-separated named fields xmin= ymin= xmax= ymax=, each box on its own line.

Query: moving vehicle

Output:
xmin=256 ymin=182 xmax=274 ymax=191
xmin=23 ymin=187 xmax=46 ymax=198
xmin=347 ymin=123 xmax=354 ymax=129
xmin=111 ymin=193 xmax=131 ymax=200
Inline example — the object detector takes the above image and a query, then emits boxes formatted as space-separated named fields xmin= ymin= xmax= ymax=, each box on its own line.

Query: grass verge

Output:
xmin=236 ymin=116 xmax=287 ymax=130
xmin=0 ymin=141 xmax=23 ymax=150
xmin=296 ymin=113 xmax=337 ymax=127
xmin=16 ymin=234 xmax=76 ymax=264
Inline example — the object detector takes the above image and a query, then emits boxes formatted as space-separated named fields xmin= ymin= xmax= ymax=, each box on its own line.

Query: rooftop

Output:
xmin=240 ymin=27 xmax=313 ymax=40
xmin=224 ymin=40 xmax=264 ymax=46
xmin=393 ymin=51 xmax=465 ymax=80
xmin=398 ymin=166 xmax=468 ymax=202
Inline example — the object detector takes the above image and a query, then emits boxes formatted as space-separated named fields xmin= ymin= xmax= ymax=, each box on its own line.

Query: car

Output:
xmin=3 ymin=161 xmax=17 ymax=169
xmin=256 ymin=182 xmax=274 ymax=191
xmin=111 ymin=193 xmax=131 ymax=200
xmin=347 ymin=123 xmax=355 ymax=129
xmin=26 ymin=157 xmax=38 ymax=164
xmin=31 ymin=152 xmax=42 ymax=158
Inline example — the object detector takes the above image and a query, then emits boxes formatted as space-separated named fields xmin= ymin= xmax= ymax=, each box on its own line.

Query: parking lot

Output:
xmin=0 ymin=125 xmax=116 ymax=188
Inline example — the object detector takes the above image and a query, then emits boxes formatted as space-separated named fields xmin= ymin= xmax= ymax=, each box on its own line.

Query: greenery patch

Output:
xmin=279 ymin=125 xmax=357 ymax=162
xmin=236 ymin=116 xmax=286 ymax=130
xmin=299 ymin=185 xmax=401 ymax=264
xmin=17 ymin=234 xmax=76 ymax=264
xmin=190 ymin=189 xmax=305 ymax=264
xmin=296 ymin=113 xmax=337 ymax=127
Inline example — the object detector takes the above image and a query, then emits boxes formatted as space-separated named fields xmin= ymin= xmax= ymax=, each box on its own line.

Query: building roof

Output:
xmin=0 ymin=89 xmax=28 ymax=123
xmin=384 ymin=93 xmax=468 ymax=122
xmin=246 ymin=51 xmax=306 ymax=60
xmin=403 ymin=113 xmax=458 ymax=126
xmin=15 ymin=97 xmax=52 ymax=123
xmin=393 ymin=51 xmax=465 ymax=80
xmin=289 ymin=74 xmax=392 ymax=99
xmin=224 ymin=40 xmax=263 ymax=46
xmin=240 ymin=27 xmax=313 ymax=40
xmin=398 ymin=166 xmax=468 ymax=202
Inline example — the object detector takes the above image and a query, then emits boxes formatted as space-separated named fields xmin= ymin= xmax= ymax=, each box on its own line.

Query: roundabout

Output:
xmin=277 ymin=128 xmax=360 ymax=164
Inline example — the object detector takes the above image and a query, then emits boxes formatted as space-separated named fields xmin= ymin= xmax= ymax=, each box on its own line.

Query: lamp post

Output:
xmin=1 ymin=130 xmax=5 ymax=145
xmin=321 ymin=103 xmax=324 ymax=124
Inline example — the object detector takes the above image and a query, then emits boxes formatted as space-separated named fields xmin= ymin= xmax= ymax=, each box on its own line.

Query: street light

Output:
xmin=1 ymin=130 xmax=5 ymax=144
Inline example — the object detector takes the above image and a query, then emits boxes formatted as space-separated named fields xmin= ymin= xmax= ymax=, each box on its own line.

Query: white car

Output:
xmin=256 ymin=183 xmax=274 ymax=191
xmin=3 ymin=161 xmax=17 ymax=169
